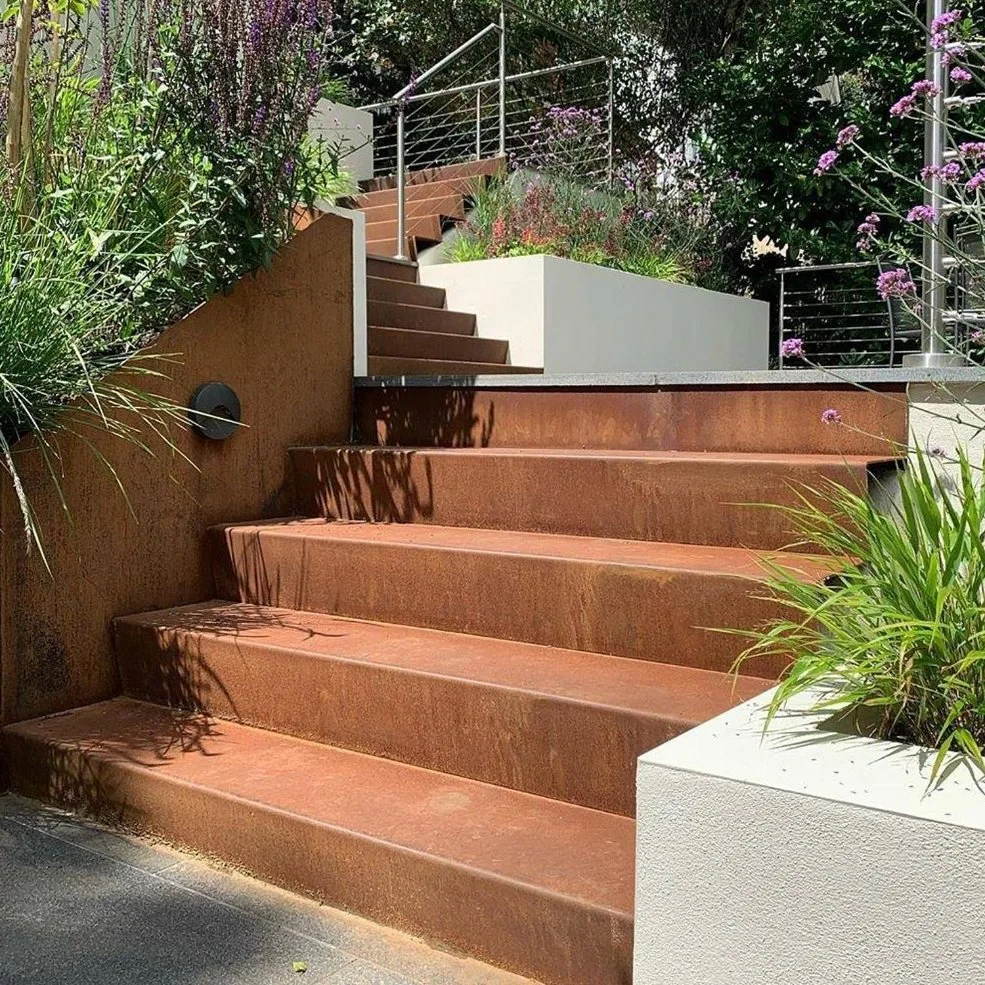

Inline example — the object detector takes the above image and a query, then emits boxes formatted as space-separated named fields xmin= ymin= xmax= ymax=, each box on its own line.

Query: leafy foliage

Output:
xmin=734 ymin=446 xmax=985 ymax=777
xmin=659 ymin=0 xmax=924 ymax=300
xmin=0 ymin=0 xmax=347 ymax=552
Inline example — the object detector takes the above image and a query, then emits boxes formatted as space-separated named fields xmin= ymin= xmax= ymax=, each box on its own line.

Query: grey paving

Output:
xmin=354 ymin=367 xmax=985 ymax=388
xmin=0 ymin=795 xmax=532 ymax=985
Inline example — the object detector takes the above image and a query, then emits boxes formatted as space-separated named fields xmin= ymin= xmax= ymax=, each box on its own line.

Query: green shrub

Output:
xmin=733 ymin=446 xmax=985 ymax=778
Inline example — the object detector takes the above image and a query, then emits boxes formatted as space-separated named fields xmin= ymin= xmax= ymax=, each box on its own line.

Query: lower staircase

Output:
xmin=356 ymin=159 xmax=541 ymax=377
xmin=3 ymin=383 xmax=900 ymax=984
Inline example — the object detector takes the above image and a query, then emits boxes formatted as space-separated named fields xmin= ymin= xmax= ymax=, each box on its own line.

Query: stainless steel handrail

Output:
xmin=358 ymin=1 xmax=616 ymax=260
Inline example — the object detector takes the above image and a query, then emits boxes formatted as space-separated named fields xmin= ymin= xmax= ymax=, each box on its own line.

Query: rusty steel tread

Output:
xmin=5 ymin=697 xmax=634 ymax=984
xmin=114 ymin=601 xmax=771 ymax=814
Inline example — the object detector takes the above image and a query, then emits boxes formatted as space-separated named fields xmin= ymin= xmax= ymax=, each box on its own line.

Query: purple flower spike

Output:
xmin=951 ymin=66 xmax=973 ymax=84
xmin=821 ymin=409 xmax=842 ymax=425
xmin=781 ymin=338 xmax=806 ymax=359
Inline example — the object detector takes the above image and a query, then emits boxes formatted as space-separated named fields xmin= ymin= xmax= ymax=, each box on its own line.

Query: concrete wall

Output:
xmin=635 ymin=690 xmax=985 ymax=985
xmin=309 ymin=101 xmax=374 ymax=183
xmin=420 ymin=255 xmax=769 ymax=373
xmin=0 ymin=214 xmax=354 ymax=727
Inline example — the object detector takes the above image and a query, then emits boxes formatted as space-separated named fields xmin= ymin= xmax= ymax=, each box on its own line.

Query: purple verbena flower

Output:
xmin=836 ymin=124 xmax=860 ymax=147
xmin=932 ymin=30 xmax=950 ymax=48
xmin=877 ymin=268 xmax=916 ymax=300
xmin=922 ymin=161 xmax=962 ymax=181
xmin=781 ymin=337 xmax=806 ymax=359
xmin=906 ymin=204 xmax=938 ymax=224
xmin=912 ymin=79 xmax=942 ymax=97
xmin=931 ymin=9 xmax=963 ymax=32
xmin=821 ymin=409 xmax=842 ymax=425
xmin=960 ymin=141 xmax=985 ymax=158
xmin=951 ymin=66 xmax=973 ymax=84
xmin=813 ymin=149 xmax=839 ymax=176
xmin=971 ymin=328 xmax=985 ymax=345
xmin=966 ymin=168 xmax=985 ymax=192
xmin=890 ymin=94 xmax=917 ymax=117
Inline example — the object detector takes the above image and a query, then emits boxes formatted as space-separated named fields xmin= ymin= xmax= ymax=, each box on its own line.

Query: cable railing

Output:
xmin=777 ymin=262 xmax=921 ymax=368
xmin=359 ymin=1 xmax=615 ymax=259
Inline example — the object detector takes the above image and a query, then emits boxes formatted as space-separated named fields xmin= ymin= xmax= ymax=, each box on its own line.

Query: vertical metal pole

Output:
xmin=911 ymin=0 xmax=952 ymax=364
xmin=923 ymin=0 xmax=948 ymax=356
xmin=606 ymin=58 xmax=615 ymax=183
xmin=778 ymin=271 xmax=786 ymax=368
xmin=476 ymin=88 xmax=482 ymax=160
xmin=395 ymin=105 xmax=408 ymax=260
xmin=498 ymin=2 xmax=507 ymax=158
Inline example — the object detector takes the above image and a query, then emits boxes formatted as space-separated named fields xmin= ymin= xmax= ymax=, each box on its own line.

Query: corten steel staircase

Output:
xmin=354 ymin=159 xmax=542 ymax=376
xmin=3 ymin=383 xmax=904 ymax=985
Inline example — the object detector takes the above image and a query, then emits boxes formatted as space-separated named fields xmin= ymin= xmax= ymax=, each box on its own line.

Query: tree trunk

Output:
xmin=6 ymin=0 xmax=36 ymax=219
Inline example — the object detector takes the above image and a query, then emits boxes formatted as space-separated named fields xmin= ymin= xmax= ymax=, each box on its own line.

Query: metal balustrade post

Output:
xmin=395 ymin=105 xmax=408 ymax=260
xmin=607 ymin=58 xmax=615 ymax=183
xmin=498 ymin=2 xmax=507 ymax=158
xmin=907 ymin=0 xmax=966 ymax=365
xmin=476 ymin=88 xmax=482 ymax=159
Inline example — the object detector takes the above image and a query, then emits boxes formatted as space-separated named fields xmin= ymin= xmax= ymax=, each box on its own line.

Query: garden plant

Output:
xmin=0 ymin=0 xmax=349 ymax=556
xmin=739 ymin=5 xmax=985 ymax=777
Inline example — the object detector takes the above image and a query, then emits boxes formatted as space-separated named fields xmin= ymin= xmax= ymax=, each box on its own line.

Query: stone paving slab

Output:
xmin=0 ymin=795 xmax=533 ymax=985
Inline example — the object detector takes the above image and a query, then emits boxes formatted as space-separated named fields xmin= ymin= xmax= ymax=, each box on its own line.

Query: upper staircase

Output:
xmin=354 ymin=160 xmax=541 ymax=377
xmin=3 ymin=380 xmax=904 ymax=985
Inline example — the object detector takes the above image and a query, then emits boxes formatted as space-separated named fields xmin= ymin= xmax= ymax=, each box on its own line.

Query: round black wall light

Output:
xmin=188 ymin=382 xmax=242 ymax=441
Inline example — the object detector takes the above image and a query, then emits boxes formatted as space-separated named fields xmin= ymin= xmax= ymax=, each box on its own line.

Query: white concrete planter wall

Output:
xmin=309 ymin=100 xmax=374 ymax=183
xmin=635 ymin=689 xmax=985 ymax=985
xmin=419 ymin=255 xmax=769 ymax=373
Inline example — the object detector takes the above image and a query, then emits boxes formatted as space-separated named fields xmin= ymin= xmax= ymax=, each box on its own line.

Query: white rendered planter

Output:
xmin=419 ymin=254 xmax=768 ymax=372
xmin=635 ymin=688 xmax=985 ymax=985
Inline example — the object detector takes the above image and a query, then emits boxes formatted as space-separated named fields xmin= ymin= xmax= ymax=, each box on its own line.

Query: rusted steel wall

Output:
xmin=0 ymin=213 xmax=354 ymax=726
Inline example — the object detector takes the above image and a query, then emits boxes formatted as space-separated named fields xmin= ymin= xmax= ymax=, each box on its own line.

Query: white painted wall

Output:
xmin=909 ymin=381 xmax=985 ymax=464
xmin=420 ymin=255 xmax=768 ymax=372
xmin=318 ymin=205 xmax=367 ymax=376
xmin=635 ymin=690 xmax=985 ymax=985
xmin=309 ymin=101 xmax=374 ymax=183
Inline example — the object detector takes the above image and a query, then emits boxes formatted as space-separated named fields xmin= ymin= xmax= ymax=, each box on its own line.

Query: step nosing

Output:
xmin=225 ymin=524 xmax=815 ymax=580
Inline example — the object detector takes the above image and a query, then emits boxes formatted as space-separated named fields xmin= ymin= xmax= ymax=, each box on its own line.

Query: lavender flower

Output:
xmin=890 ymin=94 xmax=917 ymax=117
xmin=971 ymin=329 xmax=985 ymax=345
xmin=951 ymin=65 xmax=973 ymax=84
xmin=932 ymin=30 xmax=950 ymax=49
xmin=876 ymin=268 xmax=917 ymax=300
xmin=781 ymin=338 xmax=806 ymax=359
xmin=959 ymin=141 xmax=985 ymax=158
xmin=813 ymin=149 xmax=839 ymax=176
xmin=856 ymin=212 xmax=880 ymax=251
xmin=836 ymin=124 xmax=860 ymax=148
xmin=820 ymin=409 xmax=842 ymax=424
xmin=906 ymin=204 xmax=938 ymax=224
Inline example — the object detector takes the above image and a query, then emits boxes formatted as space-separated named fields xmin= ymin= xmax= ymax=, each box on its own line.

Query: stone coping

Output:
xmin=355 ymin=368 xmax=985 ymax=389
